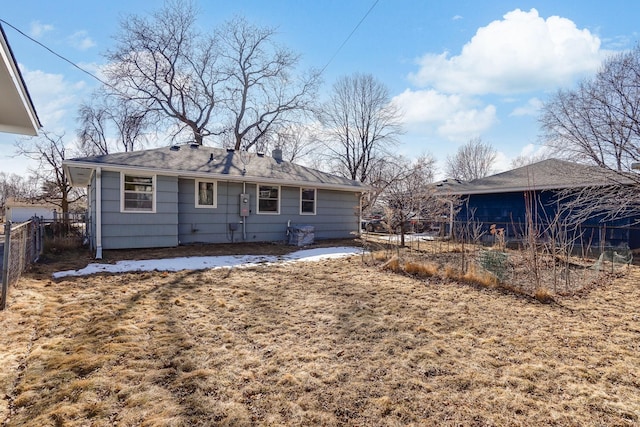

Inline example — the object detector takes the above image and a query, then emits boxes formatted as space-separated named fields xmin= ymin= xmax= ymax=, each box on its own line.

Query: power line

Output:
xmin=320 ymin=0 xmax=379 ymax=74
xmin=0 ymin=18 xmax=112 ymax=89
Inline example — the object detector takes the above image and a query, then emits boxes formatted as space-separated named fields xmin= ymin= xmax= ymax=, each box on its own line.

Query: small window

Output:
xmin=195 ymin=180 xmax=217 ymax=208
xmin=300 ymin=188 xmax=316 ymax=215
xmin=257 ymin=184 xmax=280 ymax=214
xmin=122 ymin=174 xmax=155 ymax=212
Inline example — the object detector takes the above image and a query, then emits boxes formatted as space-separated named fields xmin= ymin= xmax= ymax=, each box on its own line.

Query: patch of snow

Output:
xmin=52 ymin=246 xmax=362 ymax=279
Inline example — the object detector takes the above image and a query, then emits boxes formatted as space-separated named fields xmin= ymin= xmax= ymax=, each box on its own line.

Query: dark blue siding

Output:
xmin=456 ymin=190 xmax=639 ymax=249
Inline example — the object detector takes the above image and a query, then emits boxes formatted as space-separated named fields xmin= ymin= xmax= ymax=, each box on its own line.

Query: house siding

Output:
xmin=457 ymin=190 xmax=639 ymax=249
xmin=177 ymin=178 xmax=359 ymax=244
xmin=100 ymin=171 xmax=179 ymax=249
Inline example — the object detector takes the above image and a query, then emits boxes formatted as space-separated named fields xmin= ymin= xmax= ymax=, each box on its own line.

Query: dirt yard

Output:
xmin=1 ymin=240 xmax=640 ymax=426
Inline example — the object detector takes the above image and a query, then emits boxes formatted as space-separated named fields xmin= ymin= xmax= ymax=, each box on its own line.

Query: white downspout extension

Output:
xmin=95 ymin=167 xmax=103 ymax=259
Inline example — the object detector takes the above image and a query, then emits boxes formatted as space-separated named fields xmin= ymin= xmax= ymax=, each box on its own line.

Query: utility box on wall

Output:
xmin=239 ymin=193 xmax=250 ymax=217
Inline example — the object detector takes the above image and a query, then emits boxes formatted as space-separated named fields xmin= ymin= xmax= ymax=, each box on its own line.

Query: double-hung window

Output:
xmin=122 ymin=174 xmax=155 ymax=212
xmin=195 ymin=180 xmax=217 ymax=208
xmin=257 ymin=184 xmax=280 ymax=214
xmin=300 ymin=188 xmax=316 ymax=215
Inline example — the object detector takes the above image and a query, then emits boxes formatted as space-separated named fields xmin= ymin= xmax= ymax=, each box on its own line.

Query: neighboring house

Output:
xmin=436 ymin=159 xmax=640 ymax=250
xmin=63 ymin=145 xmax=368 ymax=258
xmin=4 ymin=198 xmax=58 ymax=222
xmin=0 ymin=23 xmax=41 ymax=135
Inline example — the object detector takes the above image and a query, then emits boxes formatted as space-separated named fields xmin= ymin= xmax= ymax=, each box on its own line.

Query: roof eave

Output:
xmin=441 ymin=181 xmax=630 ymax=196
xmin=0 ymin=23 xmax=41 ymax=136
xmin=63 ymin=161 xmax=370 ymax=193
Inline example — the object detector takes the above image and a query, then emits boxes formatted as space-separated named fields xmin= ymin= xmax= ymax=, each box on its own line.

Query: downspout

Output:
xmin=359 ymin=192 xmax=365 ymax=236
xmin=242 ymin=181 xmax=247 ymax=240
xmin=95 ymin=167 xmax=103 ymax=259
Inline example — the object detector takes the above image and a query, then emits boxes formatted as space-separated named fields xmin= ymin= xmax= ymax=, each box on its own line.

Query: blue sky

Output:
xmin=1 ymin=0 xmax=639 ymax=178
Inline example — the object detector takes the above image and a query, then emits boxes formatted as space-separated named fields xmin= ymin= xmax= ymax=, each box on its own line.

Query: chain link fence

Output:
xmin=1 ymin=218 xmax=43 ymax=310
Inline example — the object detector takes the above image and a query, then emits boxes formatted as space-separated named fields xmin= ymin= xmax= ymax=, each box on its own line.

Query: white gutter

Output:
xmin=95 ymin=167 xmax=103 ymax=259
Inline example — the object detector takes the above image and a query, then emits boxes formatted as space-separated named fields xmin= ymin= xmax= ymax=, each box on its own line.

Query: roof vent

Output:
xmin=170 ymin=145 xmax=180 ymax=151
xmin=190 ymin=143 xmax=199 ymax=149
xmin=209 ymin=153 xmax=214 ymax=162
xmin=257 ymin=151 xmax=265 ymax=157
xmin=226 ymin=148 xmax=235 ymax=153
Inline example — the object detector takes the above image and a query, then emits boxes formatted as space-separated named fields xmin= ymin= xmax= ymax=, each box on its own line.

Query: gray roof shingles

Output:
xmin=436 ymin=158 xmax=635 ymax=195
xmin=65 ymin=145 xmax=367 ymax=190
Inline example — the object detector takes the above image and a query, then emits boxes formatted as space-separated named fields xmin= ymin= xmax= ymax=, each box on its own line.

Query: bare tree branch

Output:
xmin=216 ymin=17 xmax=320 ymax=151
xmin=15 ymin=131 xmax=85 ymax=214
xmin=445 ymin=137 xmax=497 ymax=181
xmin=316 ymin=73 xmax=403 ymax=183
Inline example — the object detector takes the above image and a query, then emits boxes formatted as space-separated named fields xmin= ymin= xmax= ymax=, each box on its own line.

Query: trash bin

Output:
xmin=288 ymin=225 xmax=314 ymax=246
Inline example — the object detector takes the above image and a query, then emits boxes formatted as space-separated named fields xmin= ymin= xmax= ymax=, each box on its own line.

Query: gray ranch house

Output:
xmin=63 ymin=145 xmax=368 ymax=258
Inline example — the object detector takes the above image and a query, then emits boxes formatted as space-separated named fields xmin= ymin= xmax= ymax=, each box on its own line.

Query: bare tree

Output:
xmin=316 ymin=73 xmax=403 ymax=183
xmin=445 ymin=137 xmax=497 ymax=181
xmin=15 ymin=132 xmax=85 ymax=216
xmin=272 ymin=124 xmax=318 ymax=162
xmin=375 ymin=154 xmax=441 ymax=246
xmin=77 ymin=95 xmax=150 ymax=156
xmin=217 ymin=17 xmax=320 ymax=152
xmin=0 ymin=172 xmax=39 ymax=211
xmin=104 ymin=0 xmax=221 ymax=145
xmin=540 ymin=46 xmax=640 ymax=175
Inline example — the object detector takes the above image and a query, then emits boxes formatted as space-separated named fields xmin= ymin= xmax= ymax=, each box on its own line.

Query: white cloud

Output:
xmin=510 ymin=97 xmax=543 ymax=117
xmin=493 ymin=151 xmax=511 ymax=173
xmin=68 ymin=31 xmax=96 ymax=51
xmin=29 ymin=21 xmax=54 ymax=38
xmin=392 ymin=89 xmax=464 ymax=124
xmin=409 ymin=8 xmax=605 ymax=95
xmin=518 ymin=143 xmax=551 ymax=158
xmin=22 ymin=67 xmax=88 ymax=132
xmin=392 ymin=89 xmax=497 ymax=141
xmin=436 ymin=105 xmax=497 ymax=141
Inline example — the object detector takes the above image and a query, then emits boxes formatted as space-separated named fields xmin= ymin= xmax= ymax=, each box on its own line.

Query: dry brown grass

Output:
xmin=1 ymin=241 xmax=640 ymax=426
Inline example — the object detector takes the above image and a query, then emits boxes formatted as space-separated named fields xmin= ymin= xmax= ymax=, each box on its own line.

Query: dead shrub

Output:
xmin=404 ymin=261 xmax=438 ymax=277
xmin=444 ymin=266 xmax=460 ymax=280
xmin=462 ymin=265 xmax=498 ymax=288
xmin=534 ymin=287 xmax=554 ymax=304
xmin=372 ymin=250 xmax=390 ymax=261
xmin=381 ymin=256 xmax=401 ymax=272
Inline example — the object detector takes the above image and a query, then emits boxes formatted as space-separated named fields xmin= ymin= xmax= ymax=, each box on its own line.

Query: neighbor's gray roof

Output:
xmin=436 ymin=158 xmax=636 ymax=195
xmin=63 ymin=145 xmax=368 ymax=192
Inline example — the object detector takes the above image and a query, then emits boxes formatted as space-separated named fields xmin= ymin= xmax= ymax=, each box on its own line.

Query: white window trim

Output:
xmin=194 ymin=179 xmax=217 ymax=208
xmin=120 ymin=172 xmax=156 ymax=213
xmin=256 ymin=184 xmax=280 ymax=215
xmin=300 ymin=187 xmax=317 ymax=215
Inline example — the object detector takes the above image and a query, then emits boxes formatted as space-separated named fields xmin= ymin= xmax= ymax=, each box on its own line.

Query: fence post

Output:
xmin=38 ymin=216 xmax=44 ymax=257
xmin=1 ymin=221 xmax=11 ymax=310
